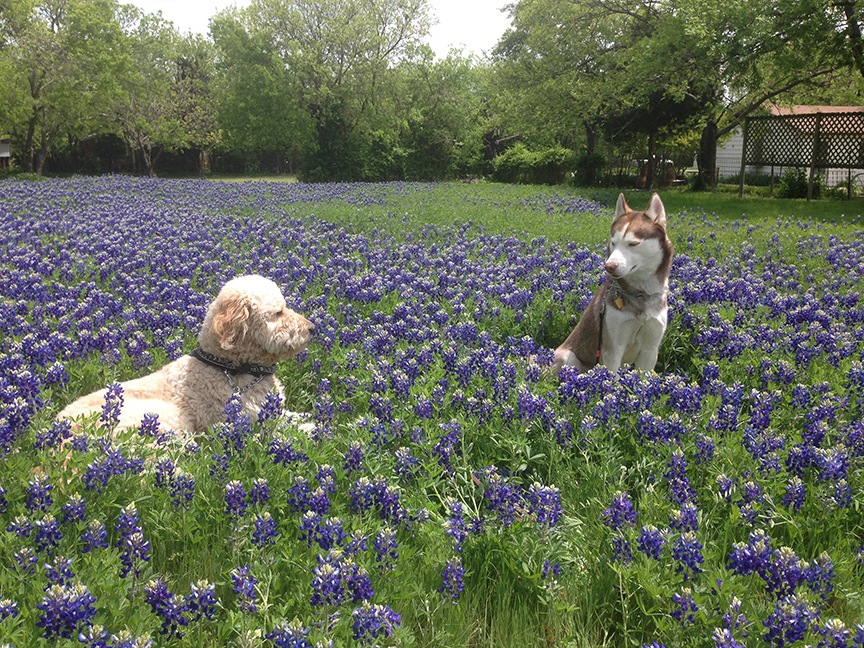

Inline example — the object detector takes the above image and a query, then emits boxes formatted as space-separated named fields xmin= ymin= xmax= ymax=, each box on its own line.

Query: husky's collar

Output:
xmin=605 ymin=276 xmax=664 ymax=309
xmin=190 ymin=348 xmax=277 ymax=377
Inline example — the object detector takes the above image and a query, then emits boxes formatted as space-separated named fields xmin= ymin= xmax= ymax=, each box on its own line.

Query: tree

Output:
xmin=175 ymin=35 xmax=221 ymax=178
xmin=113 ymin=9 xmax=185 ymax=177
xmin=0 ymin=0 xmax=127 ymax=174
xmin=241 ymin=0 xmax=432 ymax=180
xmin=211 ymin=9 xmax=313 ymax=174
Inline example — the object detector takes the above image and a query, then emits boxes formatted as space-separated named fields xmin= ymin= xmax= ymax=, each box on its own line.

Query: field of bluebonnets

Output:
xmin=1 ymin=175 xmax=864 ymax=648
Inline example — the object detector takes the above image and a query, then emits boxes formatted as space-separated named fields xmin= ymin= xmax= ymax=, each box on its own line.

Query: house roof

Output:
xmin=768 ymin=105 xmax=864 ymax=135
xmin=770 ymin=105 xmax=864 ymax=116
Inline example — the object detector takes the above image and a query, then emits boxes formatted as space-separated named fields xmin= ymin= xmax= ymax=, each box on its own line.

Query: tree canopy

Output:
xmin=1 ymin=0 xmax=862 ymax=184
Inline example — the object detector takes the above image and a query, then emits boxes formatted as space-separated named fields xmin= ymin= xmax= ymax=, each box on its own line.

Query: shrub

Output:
xmin=492 ymin=143 xmax=576 ymax=185
xmin=777 ymin=167 xmax=821 ymax=199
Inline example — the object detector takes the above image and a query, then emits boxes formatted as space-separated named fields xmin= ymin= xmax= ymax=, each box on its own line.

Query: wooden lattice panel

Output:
xmin=744 ymin=112 xmax=864 ymax=169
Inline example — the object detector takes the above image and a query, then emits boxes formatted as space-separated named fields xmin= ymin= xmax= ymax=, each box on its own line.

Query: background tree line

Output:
xmin=2 ymin=0 xmax=864 ymax=186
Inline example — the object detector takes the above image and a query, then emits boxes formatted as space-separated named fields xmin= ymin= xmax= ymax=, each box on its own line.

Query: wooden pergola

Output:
xmin=738 ymin=108 xmax=864 ymax=200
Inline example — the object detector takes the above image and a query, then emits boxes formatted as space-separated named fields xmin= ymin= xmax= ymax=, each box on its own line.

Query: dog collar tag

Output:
xmin=615 ymin=297 xmax=624 ymax=309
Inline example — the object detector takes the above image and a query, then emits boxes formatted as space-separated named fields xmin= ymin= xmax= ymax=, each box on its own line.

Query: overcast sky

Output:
xmin=127 ymin=0 xmax=512 ymax=58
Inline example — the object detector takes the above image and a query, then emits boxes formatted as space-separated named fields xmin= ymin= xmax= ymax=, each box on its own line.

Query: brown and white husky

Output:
xmin=551 ymin=192 xmax=673 ymax=374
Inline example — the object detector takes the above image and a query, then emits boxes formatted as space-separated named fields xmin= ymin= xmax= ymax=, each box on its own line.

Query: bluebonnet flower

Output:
xmin=185 ymin=579 xmax=218 ymax=622
xmin=819 ymin=618 xmax=851 ymax=648
xmin=637 ymin=525 xmax=666 ymax=560
xmin=310 ymin=551 xmax=344 ymax=607
xmin=257 ymin=389 xmax=283 ymax=423
xmin=343 ymin=440 xmax=365 ymax=474
xmin=45 ymin=555 xmax=76 ymax=585
xmin=81 ymin=520 xmax=108 ymax=553
xmin=217 ymin=395 xmax=253 ymax=458
xmin=443 ymin=499 xmax=467 ymax=552
xmin=33 ymin=419 xmax=72 ymax=451
xmin=540 ymin=558 xmax=562 ymax=585
xmin=672 ymin=532 xmax=704 ymax=580
xmin=267 ymin=435 xmax=308 ymax=467
xmin=374 ymin=526 xmax=399 ymax=570
xmin=36 ymin=582 xmax=98 ymax=640
xmin=345 ymin=529 xmax=369 ymax=558
xmin=343 ymin=560 xmax=375 ymax=602
xmin=611 ymin=536 xmax=633 ymax=564
xmin=26 ymin=473 xmax=54 ymax=512
xmin=394 ymin=446 xmax=420 ymax=481
xmin=781 ymin=477 xmax=806 ymax=511
xmin=351 ymin=602 xmax=401 ymax=645
xmin=144 ymin=579 xmax=189 ymax=638
xmin=78 ymin=624 xmax=111 ymax=646
xmin=309 ymin=486 xmax=331 ymax=515
xmin=100 ymin=382 xmax=124 ymax=430
xmin=601 ymin=491 xmax=638 ymax=529
xmin=727 ymin=529 xmax=772 ymax=577
xmin=0 ymin=482 xmax=7 ymax=514
xmin=7 ymin=515 xmax=33 ymax=538
xmin=154 ymin=458 xmax=175 ymax=488
xmin=433 ymin=419 xmax=462 ymax=472
xmin=475 ymin=467 xmax=521 ymax=527
xmin=266 ymin=619 xmax=314 ymax=648
xmin=822 ymin=478 xmax=853 ymax=509
xmin=119 ymin=532 xmax=151 ymax=579
xmin=224 ymin=480 xmax=248 ymax=518
xmin=0 ymin=598 xmax=19 ymax=620
xmin=712 ymin=628 xmax=746 ymax=648
xmin=664 ymin=449 xmax=696 ymax=505
xmin=526 ymin=482 xmax=562 ymax=528
xmin=34 ymin=514 xmax=63 ymax=554
xmin=13 ymin=546 xmax=38 ymax=576
xmin=299 ymin=511 xmax=324 ymax=548
xmin=695 ymin=433 xmax=716 ymax=464
xmin=287 ymin=476 xmax=313 ymax=512
xmin=252 ymin=512 xmax=279 ymax=548
xmin=803 ymin=551 xmax=835 ymax=600
xmin=669 ymin=502 xmax=699 ymax=532
xmin=762 ymin=593 xmax=820 ymax=647
xmin=247 ymin=477 xmax=270 ymax=506
xmin=60 ymin=493 xmax=87 ymax=524
xmin=231 ymin=566 xmax=258 ymax=613
xmin=316 ymin=464 xmax=337 ymax=493
xmin=715 ymin=474 xmax=736 ymax=502
xmin=438 ymin=556 xmax=466 ymax=603
xmin=169 ymin=471 xmax=195 ymax=509
xmin=671 ymin=587 xmax=698 ymax=626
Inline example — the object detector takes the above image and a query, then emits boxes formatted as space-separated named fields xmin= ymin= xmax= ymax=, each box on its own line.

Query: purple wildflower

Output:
xmin=231 ymin=565 xmax=258 ymax=613
xmin=36 ymin=582 xmax=98 ymax=640
xmin=351 ymin=601 xmax=401 ymax=645
xmin=438 ymin=556 xmax=466 ymax=603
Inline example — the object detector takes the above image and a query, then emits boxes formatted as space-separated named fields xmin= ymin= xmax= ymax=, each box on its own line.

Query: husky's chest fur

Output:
xmin=552 ymin=193 xmax=673 ymax=374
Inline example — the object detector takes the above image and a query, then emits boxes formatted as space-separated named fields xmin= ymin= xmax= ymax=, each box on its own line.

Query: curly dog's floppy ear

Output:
xmin=211 ymin=292 xmax=251 ymax=350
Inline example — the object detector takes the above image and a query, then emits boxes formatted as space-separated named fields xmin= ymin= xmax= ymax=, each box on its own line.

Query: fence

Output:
xmin=739 ymin=111 xmax=864 ymax=198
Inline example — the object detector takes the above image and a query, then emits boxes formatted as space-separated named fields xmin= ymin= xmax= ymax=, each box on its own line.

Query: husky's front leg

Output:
xmin=632 ymin=318 xmax=666 ymax=372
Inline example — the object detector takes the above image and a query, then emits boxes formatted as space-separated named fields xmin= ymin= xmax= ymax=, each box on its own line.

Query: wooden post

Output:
xmin=738 ymin=117 xmax=749 ymax=198
xmin=807 ymin=113 xmax=822 ymax=201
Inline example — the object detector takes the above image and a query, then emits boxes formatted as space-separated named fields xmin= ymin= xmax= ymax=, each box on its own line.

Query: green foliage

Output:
xmin=777 ymin=167 xmax=822 ymax=199
xmin=492 ymin=143 xmax=576 ymax=185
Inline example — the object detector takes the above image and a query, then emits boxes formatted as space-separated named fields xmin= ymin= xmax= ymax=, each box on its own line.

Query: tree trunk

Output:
xmin=645 ymin=132 xmax=657 ymax=189
xmin=584 ymin=120 xmax=598 ymax=186
xmin=695 ymin=118 xmax=718 ymax=190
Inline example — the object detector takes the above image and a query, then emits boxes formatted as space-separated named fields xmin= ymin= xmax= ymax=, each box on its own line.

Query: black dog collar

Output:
xmin=190 ymin=348 xmax=277 ymax=377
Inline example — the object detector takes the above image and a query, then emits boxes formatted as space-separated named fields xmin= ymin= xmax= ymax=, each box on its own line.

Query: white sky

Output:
xmin=126 ymin=0 xmax=512 ymax=58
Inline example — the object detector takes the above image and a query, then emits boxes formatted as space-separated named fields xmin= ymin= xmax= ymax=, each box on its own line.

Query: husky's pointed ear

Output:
xmin=614 ymin=193 xmax=630 ymax=219
xmin=644 ymin=193 xmax=667 ymax=228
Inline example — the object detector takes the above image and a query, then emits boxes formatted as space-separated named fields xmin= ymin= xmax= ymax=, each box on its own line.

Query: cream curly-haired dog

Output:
xmin=58 ymin=275 xmax=314 ymax=435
